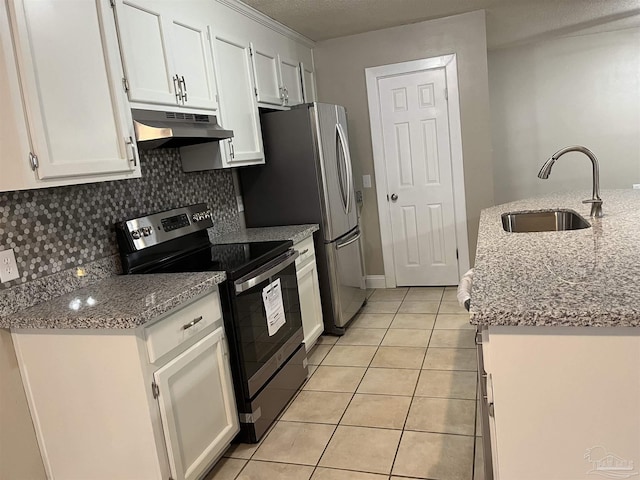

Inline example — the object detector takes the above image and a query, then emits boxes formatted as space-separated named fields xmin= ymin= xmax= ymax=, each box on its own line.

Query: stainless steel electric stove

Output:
xmin=116 ymin=203 xmax=307 ymax=442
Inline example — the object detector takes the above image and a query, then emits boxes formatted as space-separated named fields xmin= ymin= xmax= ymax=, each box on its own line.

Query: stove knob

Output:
xmin=131 ymin=230 xmax=141 ymax=239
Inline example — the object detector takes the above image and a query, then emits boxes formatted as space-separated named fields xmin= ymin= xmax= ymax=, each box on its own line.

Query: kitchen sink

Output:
xmin=501 ymin=209 xmax=591 ymax=233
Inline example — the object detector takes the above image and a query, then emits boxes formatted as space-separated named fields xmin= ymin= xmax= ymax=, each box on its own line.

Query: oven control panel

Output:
xmin=117 ymin=204 xmax=214 ymax=251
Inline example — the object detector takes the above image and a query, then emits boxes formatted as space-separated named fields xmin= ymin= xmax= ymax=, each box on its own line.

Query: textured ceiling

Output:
xmin=241 ymin=0 xmax=640 ymax=49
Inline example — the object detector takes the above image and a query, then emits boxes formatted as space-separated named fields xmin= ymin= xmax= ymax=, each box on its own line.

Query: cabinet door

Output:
xmin=211 ymin=29 xmax=264 ymax=166
xmin=9 ymin=0 xmax=139 ymax=179
xmin=170 ymin=19 xmax=218 ymax=110
xmin=297 ymin=259 xmax=324 ymax=350
xmin=280 ymin=56 xmax=304 ymax=106
xmin=301 ymin=62 xmax=317 ymax=103
xmin=0 ymin=0 xmax=34 ymax=192
xmin=114 ymin=0 xmax=177 ymax=106
xmin=251 ymin=43 xmax=282 ymax=106
xmin=154 ymin=327 xmax=239 ymax=480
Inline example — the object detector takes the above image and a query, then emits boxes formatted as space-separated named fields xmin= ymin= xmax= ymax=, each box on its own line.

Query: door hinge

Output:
xmin=109 ymin=0 xmax=115 ymax=7
xmin=249 ymin=45 xmax=253 ymax=56
xmin=386 ymin=194 xmax=389 ymax=202
xmin=444 ymin=88 xmax=448 ymax=101
xmin=151 ymin=381 xmax=160 ymax=399
xmin=254 ymin=87 xmax=258 ymax=97
xmin=122 ymin=77 xmax=129 ymax=93
xmin=456 ymin=248 xmax=459 ymax=259
xmin=28 ymin=152 xmax=39 ymax=170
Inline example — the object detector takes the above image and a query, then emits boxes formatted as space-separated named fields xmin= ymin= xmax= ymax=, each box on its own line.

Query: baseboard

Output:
xmin=365 ymin=275 xmax=387 ymax=289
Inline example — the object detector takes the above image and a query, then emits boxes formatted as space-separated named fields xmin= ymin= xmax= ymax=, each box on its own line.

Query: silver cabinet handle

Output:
xmin=126 ymin=136 xmax=137 ymax=166
xmin=235 ymin=250 xmax=299 ymax=293
xmin=173 ymin=74 xmax=182 ymax=103
xmin=183 ymin=315 xmax=203 ymax=330
xmin=297 ymin=248 xmax=309 ymax=256
xmin=390 ymin=193 xmax=398 ymax=201
xmin=180 ymin=75 xmax=187 ymax=102
xmin=228 ymin=139 xmax=235 ymax=160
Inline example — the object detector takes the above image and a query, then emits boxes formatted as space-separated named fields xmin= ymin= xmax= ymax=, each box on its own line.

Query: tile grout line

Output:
xmin=388 ymin=308 xmax=436 ymax=478
xmin=310 ymin=297 xmax=396 ymax=477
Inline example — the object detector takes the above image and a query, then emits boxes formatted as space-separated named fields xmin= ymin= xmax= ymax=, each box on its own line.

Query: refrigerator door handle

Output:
xmin=336 ymin=122 xmax=353 ymax=214
xmin=336 ymin=228 xmax=361 ymax=250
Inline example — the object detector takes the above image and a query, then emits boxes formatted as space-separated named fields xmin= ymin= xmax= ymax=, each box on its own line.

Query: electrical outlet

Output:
xmin=633 ymin=184 xmax=640 ymax=190
xmin=0 ymin=249 xmax=20 ymax=283
xmin=363 ymin=174 xmax=372 ymax=189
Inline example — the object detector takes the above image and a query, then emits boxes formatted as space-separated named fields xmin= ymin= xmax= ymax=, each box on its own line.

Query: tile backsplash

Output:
xmin=0 ymin=149 xmax=239 ymax=291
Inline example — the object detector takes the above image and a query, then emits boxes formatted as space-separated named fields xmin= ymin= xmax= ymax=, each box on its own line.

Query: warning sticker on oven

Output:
xmin=263 ymin=278 xmax=286 ymax=336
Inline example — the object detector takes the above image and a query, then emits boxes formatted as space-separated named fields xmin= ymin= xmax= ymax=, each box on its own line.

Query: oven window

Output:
xmin=233 ymin=263 xmax=302 ymax=381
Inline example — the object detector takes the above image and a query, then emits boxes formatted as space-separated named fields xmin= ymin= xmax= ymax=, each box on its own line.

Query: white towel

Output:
xmin=456 ymin=269 xmax=474 ymax=311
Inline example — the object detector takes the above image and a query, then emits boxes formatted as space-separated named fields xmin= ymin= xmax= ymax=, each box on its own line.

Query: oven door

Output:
xmin=232 ymin=249 xmax=303 ymax=398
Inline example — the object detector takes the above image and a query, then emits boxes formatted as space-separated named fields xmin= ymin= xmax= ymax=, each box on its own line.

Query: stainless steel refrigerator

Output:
xmin=239 ymin=102 xmax=366 ymax=334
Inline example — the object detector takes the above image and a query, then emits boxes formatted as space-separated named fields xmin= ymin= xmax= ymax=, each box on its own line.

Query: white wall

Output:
xmin=314 ymin=11 xmax=494 ymax=275
xmin=489 ymin=23 xmax=640 ymax=205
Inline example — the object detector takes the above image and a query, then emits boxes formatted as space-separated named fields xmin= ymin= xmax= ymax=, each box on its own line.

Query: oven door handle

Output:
xmin=234 ymin=249 xmax=299 ymax=293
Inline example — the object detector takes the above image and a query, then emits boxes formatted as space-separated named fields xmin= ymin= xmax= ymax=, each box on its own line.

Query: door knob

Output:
xmin=390 ymin=193 xmax=398 ymax=201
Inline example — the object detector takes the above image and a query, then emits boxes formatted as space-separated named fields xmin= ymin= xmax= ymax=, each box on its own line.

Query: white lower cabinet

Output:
xmin=480 ymin=326 xmax=640 ymax=480
xmin=294 ymin=235 xmax=324 ymax=350
xmin=154 ymin=327 xmax=237 ymax=480
xmin=11 ymin=290 xmax=238 ymax=480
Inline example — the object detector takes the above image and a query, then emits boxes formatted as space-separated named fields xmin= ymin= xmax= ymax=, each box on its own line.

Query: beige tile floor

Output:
xmin=206 ymin=287 xmax=485 ymax=480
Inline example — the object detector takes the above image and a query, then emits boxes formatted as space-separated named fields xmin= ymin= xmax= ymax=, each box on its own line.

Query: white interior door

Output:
xmin=378 ymin=67 xmax=459 ymax=286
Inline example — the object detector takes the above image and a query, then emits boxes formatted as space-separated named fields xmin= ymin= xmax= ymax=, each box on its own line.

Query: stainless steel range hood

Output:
xmin=132 ymin=109 xmax=233 ymax=149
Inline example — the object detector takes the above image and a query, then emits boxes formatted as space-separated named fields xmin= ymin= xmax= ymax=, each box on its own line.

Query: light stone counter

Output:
xmin=470 ymin=190 xmax=640 ymax=327
xmin=1 ymin=272 xmax=225 ymax=329
xmin=209 ymin=224 xmax=318 ymax=245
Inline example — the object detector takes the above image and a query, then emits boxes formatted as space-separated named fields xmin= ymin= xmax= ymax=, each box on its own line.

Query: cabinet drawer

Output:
xmin=294 ymin=235 xmax=315 ymax=268
xmin=145 ymin=291 xmax=222 ymax=363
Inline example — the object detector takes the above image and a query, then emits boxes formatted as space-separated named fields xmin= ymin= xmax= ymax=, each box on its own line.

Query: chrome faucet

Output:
xmin=537 ymin=145 xmax=603 ymax=218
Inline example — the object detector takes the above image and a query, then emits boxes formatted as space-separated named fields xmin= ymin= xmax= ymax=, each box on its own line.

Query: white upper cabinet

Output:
xmin=114 ymin=1 xmax=175 ymax=105
xmin=251 ymin=44 xmax=306 ymax=108
xmin=2 ymin=0 xmax=140 ymax=190
xmin=211 ymin=29 xmax=265 ymax=167
xmin=301 ymin=62 xmax=317 ymax=103
xmin=170 ymin=20 xmax=218 ymax=109
xmin=114 ymin=0 xmax=218 ymax=111
xmin=251 ymin=44 xmax=283 ymax=106
xmin=280 ymin=55 xmax=304 ymax=106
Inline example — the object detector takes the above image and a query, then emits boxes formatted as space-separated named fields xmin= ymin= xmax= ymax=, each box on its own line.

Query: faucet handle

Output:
xmin=582 ymin=199 xmax=602 ymax=204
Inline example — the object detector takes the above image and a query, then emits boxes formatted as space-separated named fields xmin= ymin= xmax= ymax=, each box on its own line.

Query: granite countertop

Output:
xmin=2 ymin=272 xmax=226 ymax=329
xmin=470 ymin=190 xmax=640 ymax=327
xmin=210 ymin=224 xmax=319 ymax=245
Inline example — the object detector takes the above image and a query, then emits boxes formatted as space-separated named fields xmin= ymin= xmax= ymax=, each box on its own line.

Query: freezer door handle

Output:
xmin=336 ymin=229 xmax=361 ymax=250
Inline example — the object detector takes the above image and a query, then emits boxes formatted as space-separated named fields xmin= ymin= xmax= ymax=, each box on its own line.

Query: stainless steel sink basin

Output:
xmin=501 ymin=209 xmax=591 ymax=233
